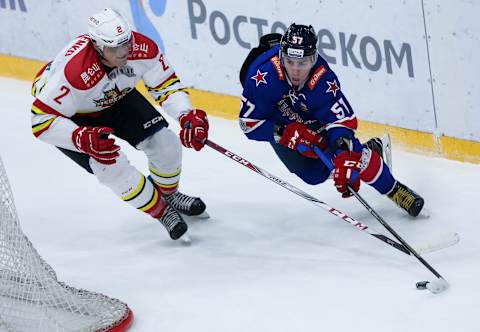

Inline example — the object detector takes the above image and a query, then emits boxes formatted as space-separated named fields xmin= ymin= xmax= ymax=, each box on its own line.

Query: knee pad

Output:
xmin=136 ymin=128 xmax=182 ymax=171
xmin=90 ymin=152 xmax=164 ymax=216
xmin=89 ymin=152 xmax=138 ymax=193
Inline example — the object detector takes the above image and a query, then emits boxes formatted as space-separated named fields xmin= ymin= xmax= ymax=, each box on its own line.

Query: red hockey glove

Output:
xmin=179 ymin=109 xmax=209 ymax=151
xmin=278 ymin=122 xmax=326 ymax=158
xmin=333 ymin=151 xmax=362 ymax=197
xmin=72 ymin=126 xmax=120 ymax=165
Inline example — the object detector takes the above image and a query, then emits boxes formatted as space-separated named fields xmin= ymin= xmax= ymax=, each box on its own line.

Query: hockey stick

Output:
xmin=205 ymin=139 xmax=412 ymax=255
xmin=312 ymin=145 xmax=450 ymax=293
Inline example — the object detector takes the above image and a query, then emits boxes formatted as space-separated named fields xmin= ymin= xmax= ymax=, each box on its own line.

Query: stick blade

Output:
xmin=426 ymin=278 xmax=450 ymax=294
xmin=414 ymin=232 xmax=460 ymax=255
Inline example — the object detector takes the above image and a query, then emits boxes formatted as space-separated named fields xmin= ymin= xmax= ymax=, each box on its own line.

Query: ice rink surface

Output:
xmin=0 ymin=77 xmax=479 ymax=331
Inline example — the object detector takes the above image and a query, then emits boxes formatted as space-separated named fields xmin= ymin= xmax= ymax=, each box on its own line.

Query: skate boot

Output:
xmin=158 ymin=204 xmax=188 ymax=240
xmin=364 ymin=134 xmax=392 ymax=169
xmin=164 ymin=191 xmax=207 ymax=217
xmin=387 ymin=181 xmax=424 ymax=217
xmin=147 ymin=175 xmax=208 ymax=218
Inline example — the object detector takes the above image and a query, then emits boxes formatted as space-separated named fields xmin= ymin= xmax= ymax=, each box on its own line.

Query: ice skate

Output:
xmin=158 ymin=204 xmax=189 ymax=240
xmin=365 ymin=133 xmax=392 ymax=170
xmin=387 ymin=181 xmax=424 ymax=217
xmin=164 ymin=191 xmax=209 ymax=219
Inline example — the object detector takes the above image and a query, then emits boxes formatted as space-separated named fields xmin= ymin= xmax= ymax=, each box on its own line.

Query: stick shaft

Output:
xmin=312 ymin=145 xmax=444 ymax=279
xmin=206 ymin=139 xmax=411 ymax=255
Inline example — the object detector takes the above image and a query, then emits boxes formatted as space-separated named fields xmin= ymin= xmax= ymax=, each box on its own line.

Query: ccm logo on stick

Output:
xmin=225 ymin=151 xmax=250 ymax=166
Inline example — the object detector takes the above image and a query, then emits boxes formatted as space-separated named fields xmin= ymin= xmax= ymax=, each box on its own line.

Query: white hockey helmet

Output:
xmin=88 ymin=8 xmax=132 ymax=52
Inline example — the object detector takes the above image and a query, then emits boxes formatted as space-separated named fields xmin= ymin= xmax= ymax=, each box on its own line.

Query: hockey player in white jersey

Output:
xmin=30 ymin=8 xmax=209 ymax=241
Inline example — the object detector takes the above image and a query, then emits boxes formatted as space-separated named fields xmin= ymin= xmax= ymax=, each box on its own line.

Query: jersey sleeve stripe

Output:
xmin=31 ymin=105 xmax=47 ymax=115
xmin=147 ymin=73 xmax=180 ymax=91
xmin=33 ymin=62 xmax=51 ymax=81
xmin=155 ymin=88 xmax=189 ymax=105
xmin=32 ymin=117 xmax=56 ymax=137
xmin=33 ymin=99 xmax=65 ymax=117
xmin=326 ymin=116 xmax=358 ymax=131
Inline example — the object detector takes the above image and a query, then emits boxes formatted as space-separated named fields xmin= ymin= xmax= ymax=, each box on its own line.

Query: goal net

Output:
xmin=0 ymin=157 xmax=133 ymax=332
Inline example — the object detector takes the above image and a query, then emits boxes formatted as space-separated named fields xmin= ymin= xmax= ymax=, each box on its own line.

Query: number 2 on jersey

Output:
xmin=330 ymin=98 xmax=352 ymax=120
xmin=53 ymin=85 xmax=71 ymax=104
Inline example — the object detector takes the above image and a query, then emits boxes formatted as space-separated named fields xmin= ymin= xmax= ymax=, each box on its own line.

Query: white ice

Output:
xmin=0 ymin=77 xmax=479 ymax=332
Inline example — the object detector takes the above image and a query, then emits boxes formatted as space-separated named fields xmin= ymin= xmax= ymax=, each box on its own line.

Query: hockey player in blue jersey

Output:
xmin=239 ymin=23 xmax=424 ymax=217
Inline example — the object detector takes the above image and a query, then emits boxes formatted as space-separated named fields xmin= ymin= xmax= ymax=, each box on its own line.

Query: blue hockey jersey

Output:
xmin=239 ymin=45 xmax=359 ymax=151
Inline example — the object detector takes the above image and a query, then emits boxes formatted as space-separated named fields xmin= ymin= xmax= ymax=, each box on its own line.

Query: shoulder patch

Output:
xmin=64 ymin=35 xmax=91 ymax=57
xmin=129 ymin=32 xmax=159 ymax=60
xmin=270 ymin=56 xmax=285 ymax=80
xmin=64 ymin=37 xmax=106 ymax=90
xmin=308 ymin=65 xmax=327 ymax=90
xmin=250 ymin=70 xmax=268 ymax=87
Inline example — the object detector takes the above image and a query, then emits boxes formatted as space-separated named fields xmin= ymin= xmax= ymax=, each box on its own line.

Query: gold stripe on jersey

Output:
xmin=121 ymin=175 xmax=146 ymax=202
xmin=32 ymin=117 xmax=55 ymax=137
xmin=149 ymin=167 xmax=181 ymax=179
xmin=31 ymin=104 xmax=47 ymax=115
xmin=147 ymin=76 xmax=180 ymax=92
xmin=31 ymin=77 xmax=40 ymax=97
xmin=139 ymin=188 xmax=160 ymax=212
xmin=155 ymin=88 xmax=188 ymax=104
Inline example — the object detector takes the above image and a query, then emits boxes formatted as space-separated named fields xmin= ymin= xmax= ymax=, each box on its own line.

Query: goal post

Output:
xmin=0 ymin=156 xmax=133 ymax=332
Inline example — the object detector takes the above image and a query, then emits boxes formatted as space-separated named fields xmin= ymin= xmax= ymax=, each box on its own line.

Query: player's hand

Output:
xmin=179 ymin=109 xmax=209 ymax=151
xmin=333 ymin=150 xmax=362 ymax=197
xmin=278 ymin=122 xmax=326 ymax=158
xmin=72 ymin=126 xmax=120 ymax=165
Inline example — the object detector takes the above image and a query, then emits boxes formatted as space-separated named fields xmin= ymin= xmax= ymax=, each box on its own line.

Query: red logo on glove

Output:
xmin=179 ymin=109 xmax=209 ymax=151
xmin=333 ymin=151 xmax=362 ymax=197
xmin=72 ymin=126 xmax=120 ymax=165
xmin=279 ymin=122 xmax=326 ymax=159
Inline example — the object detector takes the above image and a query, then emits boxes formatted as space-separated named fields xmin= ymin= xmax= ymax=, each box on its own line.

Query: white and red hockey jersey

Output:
xmin=31 ymin=31 xmax=192 ymax=151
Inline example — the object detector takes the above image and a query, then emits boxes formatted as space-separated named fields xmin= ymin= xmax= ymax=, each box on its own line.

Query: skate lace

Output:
xmin=391 ymin=187 xmax=415 ymax=209
xmin=159 ymin=206 xmax=179 ymax=231
xmin=166 ymin=192 xmax=196 ymax=212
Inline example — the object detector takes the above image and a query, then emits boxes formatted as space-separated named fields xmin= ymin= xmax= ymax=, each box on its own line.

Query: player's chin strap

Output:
xmin=310 ymin=144 xmax=450 ymax=293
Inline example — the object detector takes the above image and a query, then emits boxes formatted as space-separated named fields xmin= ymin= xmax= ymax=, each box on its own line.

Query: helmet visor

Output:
xmin=104 ymin=34 xmax=134 ymax=57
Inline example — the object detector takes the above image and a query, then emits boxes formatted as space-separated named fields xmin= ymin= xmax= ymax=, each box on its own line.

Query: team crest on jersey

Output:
xmin=277 ymin=92 xmax=306 ymax=122
xmin=94 ymin=86 xmax=131 ymax=107
xmin=299 ymin=102 xmax=308 ymax=113
xmin=251 ymin=70 xmax=268 ymax=87
xmin=326 ymin=80 xmax=340 ymax=97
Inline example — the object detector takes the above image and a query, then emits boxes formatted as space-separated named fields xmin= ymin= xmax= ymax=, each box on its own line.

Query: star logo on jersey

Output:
xmin=251 ymin=70 xmax=268 ymax=87
xmin=326 ymin=80 xmax=340 ymax=97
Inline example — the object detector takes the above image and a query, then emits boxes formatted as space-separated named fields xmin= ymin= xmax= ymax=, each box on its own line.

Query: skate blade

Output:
xmin=381 ymin=133 xmax=393 ymax=170
xmin=179 ymin=233 xmax=192 ymax=245
xmin=407 ymin=206 xmax=430 ymax=220
xmin=419 ymin=207 xmax=431 ymax=219
xmin=184 ymin=211 xmax=210 ymax=220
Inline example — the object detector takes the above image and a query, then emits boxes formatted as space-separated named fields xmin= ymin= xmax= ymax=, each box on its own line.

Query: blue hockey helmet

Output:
xmin=280 ymin=23 xmax=318 ymax=59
